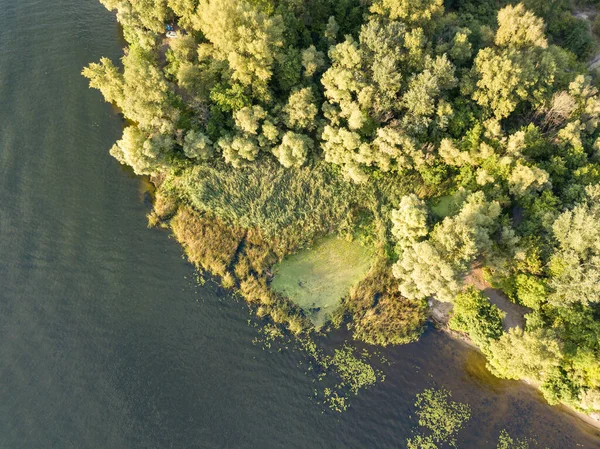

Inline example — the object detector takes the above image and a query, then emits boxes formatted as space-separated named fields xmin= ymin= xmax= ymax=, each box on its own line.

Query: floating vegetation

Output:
xmin=406 ymin=387 xmax=471 ymax=448
xmin=271 ymin=236 xmax=374 ymax=328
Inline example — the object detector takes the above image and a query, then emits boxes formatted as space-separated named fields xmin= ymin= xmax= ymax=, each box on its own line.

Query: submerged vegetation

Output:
xmin=271 ymin=236 xmax=374 ymax=327
xmin=86 ymin=0 xmax=600 ymax=416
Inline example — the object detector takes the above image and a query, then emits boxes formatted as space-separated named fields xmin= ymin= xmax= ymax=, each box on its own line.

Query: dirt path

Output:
xmin=465 ymin=268 xmax=530 ymax=331
xmin=158 ymin=37 xmax=170 ymax=67
xmin=428 ymin=267 xmax=530 ymax=331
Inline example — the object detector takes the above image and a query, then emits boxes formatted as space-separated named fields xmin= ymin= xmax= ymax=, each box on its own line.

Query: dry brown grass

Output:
xmin=169 ymin=205 xmax=311 ymax=335
xmin=345 ymin=258 xmax=427 ymax=346
xmin=170 ymin=206 xmax=244 ymax=278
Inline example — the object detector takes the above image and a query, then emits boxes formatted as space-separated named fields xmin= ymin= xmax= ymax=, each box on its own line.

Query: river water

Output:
xmin=0 ymin=1 xmax=599 ymax=448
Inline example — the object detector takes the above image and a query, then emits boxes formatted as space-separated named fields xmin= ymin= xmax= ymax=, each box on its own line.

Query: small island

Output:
xmin=85 ymin=0 xmax=600 ymax=419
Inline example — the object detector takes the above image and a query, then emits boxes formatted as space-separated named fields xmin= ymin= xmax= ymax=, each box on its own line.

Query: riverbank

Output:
xmin=146 ymin=164 xmax=600 ymax=429
xmin=2 ymin=0 xmax=600 ymax=446
xmin=428 ymin=299 xmax=600 ymax=431
xmin=142 ymin=141 xmax=600 ymax=433
xmin=83 ymin=0 xmax=600 ymax=438
xmin=148 ymin=168 xmax=600 ymax=431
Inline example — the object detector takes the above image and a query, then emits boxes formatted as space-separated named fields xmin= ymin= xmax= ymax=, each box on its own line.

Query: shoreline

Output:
xmin=145 ymin=168 xmax=600 ymax=433
xmin=427 ymin=311 xmax=600 ymax=433
xmin=144 ymin=171 xmax=600 ymax=434
xmin=143 ymin=170 xmax=600 ymax=434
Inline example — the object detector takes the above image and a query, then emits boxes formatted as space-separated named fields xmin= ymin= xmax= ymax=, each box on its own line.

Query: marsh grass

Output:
xmin=346 ymin=260 xmax=427 ymax=346
xmin=146 ymin=159 xmax=427 ymax=411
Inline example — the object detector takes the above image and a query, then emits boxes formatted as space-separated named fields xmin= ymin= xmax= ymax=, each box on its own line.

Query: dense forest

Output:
xmin=85 ymin=0 xmax=600 ymax=417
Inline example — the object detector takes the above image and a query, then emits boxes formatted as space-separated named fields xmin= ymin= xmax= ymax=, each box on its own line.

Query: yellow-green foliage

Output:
xmin=448 ymin=287 xmax=504 ymax=351
xmin=370 ymin=0 xmax=443 ymax=26
xmin=148 ymin=186 xmax=178 ymax=226
xmin=170 ymin=160 xmax=364 ymax=247
xmin=169 ymin=205 xmax=310 ymax=334
xmin=486 ymin=328 xmax=562 ymax=382
xmin=393 ymin=191 xmax=501 ymax=302
xmin=195 ymin=0 xmax=284 ymax=94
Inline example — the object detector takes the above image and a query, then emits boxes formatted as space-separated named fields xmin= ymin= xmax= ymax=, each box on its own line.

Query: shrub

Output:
xmin=449 ymin=287 xmax=504 ymax=351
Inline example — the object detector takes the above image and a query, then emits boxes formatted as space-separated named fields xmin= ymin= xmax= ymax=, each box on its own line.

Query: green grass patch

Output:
xmin=429 ymin=191 xmax=469 ymax=219
xmin=271 ymin=236 xmax=374 ymax=328
xmin=430 ymin=194 xmax=455 ymax=218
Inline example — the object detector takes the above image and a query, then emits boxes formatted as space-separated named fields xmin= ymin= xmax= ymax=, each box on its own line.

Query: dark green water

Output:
xmin=0 ymin=1 xmax=599 ymax=448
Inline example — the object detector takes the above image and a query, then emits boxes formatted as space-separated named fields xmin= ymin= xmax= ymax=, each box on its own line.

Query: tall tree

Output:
xmin=196 ymin=0 xmax=284 ymax=97
xmin=469 ymin=4 xmax=557 ymax=119
xmin=549 ymin=189 xmax=600 ymax=305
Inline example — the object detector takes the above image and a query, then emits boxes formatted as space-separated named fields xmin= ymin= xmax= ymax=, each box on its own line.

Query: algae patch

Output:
xmin=271 ymin=236 xmax=374 ymax=328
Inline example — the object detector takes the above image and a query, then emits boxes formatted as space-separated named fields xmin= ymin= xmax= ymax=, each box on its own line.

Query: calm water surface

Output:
xmin=0 ymin=1 xmax=599 ymax=448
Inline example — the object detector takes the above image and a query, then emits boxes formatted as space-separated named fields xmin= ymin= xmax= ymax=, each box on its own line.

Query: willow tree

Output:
xmin=370 ymin=0 xmax=443 ymax=26
xmin=393 ymin=192 xmax=501 ymax=301
xmin=273 ymin=131 xmax=313 ymax=168
xmin=195 ymin=0 xmax=285 ymax=98
xmin=487 ymin=328 xmax=563 ymax=382
xmin=167 ymin=0 xmax=199 ymax=29
xmin=83 ymin=45 xmax=177 ymax=132
xmin=469 ymin=4 xmax=558 ymax=119
xmin=109 ymin=126 xmax=172 ymax=175
xmin=548 ymin=190 xmax=600 ymax=305
xmin=283 ymin=88 xmax=319 ymax=131
xmin=320 ymin=17 xmax=456 ymax=182
xmin=391 ymin=194 xmax=429 ymax=245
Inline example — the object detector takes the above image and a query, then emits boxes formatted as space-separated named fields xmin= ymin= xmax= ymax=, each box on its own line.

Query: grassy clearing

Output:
xmin=430 ymin=195 xmax=455 ymax=218
xmin=271 ymin=236 xmax=374 ymax=328
xmin=429 ymin=190 xmax=468 ymax=219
